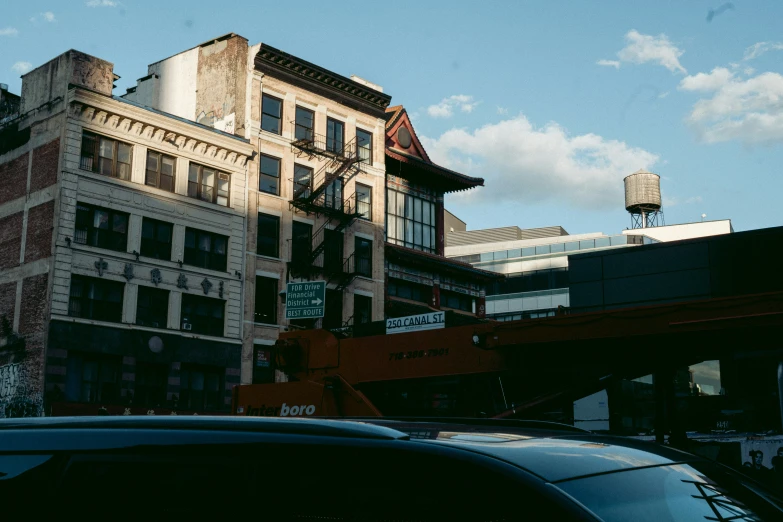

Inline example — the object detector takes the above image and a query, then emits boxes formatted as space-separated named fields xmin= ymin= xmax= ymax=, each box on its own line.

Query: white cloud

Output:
xmin=420 ymin=114 xmax=659 ymax=209
xmin=86 ymin=0 xmax=119 ymax=6
xmin=743 ymin=66 xmax=756 ymax=76
xmin=0 ymin=27 xmax=19 ymax=37
xmin=685 ymin=196 xmax=703 ymax=204
xmin=743 ymin=42 xmax=783 ymax=61
xmin=679 ymin=68 xmax=783 ymax=144
xmin=615 ymin=30 xmax=687 ymax=74
xmin=658 ymin=91 xmax=670 ymax=99
xmin=596 ymin=59 xmax=620 ymax=69
xmin=496 ymin=106 xmax=508 ymax=115
xmin=678 ymin=67 xmax=734 ymax=92
xmin=12 ymin=61 xmax=33 ymax=74
xmin=427 ymin=95 xmax=479 ymax=118
xmin=30 ymin=11 xmax=56 ymax=23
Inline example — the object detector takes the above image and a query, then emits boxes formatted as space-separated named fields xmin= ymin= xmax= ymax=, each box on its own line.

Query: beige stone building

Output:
xmin=124 ymin=34 xmax=391 ymax=384
xmin=0 ymin=50 xmax=254 ymax=417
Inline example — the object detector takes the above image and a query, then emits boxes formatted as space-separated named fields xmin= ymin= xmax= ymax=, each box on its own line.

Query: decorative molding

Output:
xmin=69 ymin=100 xmax=253 ymax=170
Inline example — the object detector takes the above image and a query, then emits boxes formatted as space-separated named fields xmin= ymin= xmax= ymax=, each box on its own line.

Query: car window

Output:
xmin=2 ymin=439 xmax=586 ymax=520
xmin=556 ymin=463 xmax=779 ymax=522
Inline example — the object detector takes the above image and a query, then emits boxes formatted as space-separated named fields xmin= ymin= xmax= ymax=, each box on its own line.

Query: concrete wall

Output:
xmin=21 ymin=51 xmax=114 ymax=113
xmin=444 ymin=209 xmax=466 ymax=234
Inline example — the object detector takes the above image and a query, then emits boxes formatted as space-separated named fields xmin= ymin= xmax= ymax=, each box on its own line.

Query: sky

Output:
xmin=2 ymin=0 xmax=782 ymax=235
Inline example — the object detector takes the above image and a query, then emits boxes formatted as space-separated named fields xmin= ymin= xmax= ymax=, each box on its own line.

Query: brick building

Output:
xmin=0 ymin=50 xmax=253 ymax=417
xmin=123 ymin=34 xmax=391 ymax=384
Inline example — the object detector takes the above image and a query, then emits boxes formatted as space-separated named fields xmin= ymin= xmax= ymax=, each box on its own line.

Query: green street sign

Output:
xmin=285 ymin=281 xmax=326 ymax=319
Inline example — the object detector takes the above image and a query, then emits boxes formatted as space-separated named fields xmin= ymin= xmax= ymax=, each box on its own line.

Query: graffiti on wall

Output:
xmin=0 ymin=362 xmax=42 ymax=418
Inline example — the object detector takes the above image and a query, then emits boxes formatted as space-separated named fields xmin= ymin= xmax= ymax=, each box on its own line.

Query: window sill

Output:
xmin=250 ymin=321 xmax=281 ymax=329
xmin=251 ymin=253 xmax=282 ymax=263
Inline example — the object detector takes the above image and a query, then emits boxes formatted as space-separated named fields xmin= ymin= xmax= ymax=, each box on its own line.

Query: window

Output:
xmin=355 ymin=237 xmax=372 ymax=278
xmin=356 ymin=184 xmax=371 ymax=220
xmin=184 ymin=228 xmax=228 ymax=271
xmin=181 ymin=294 xmax=225 ymax=337
xmin=188 ymin=163 xmax=230 ymax=206
xmin=65 ymin=353 xmax=121 ymax=403
xmin=356 ymin=128 xmax=372 ymax=163
xmin=74 ymin=203 xmax=129 ymax=252
xmin=324 ymin=177 xmax=343 ymax=210
xmin=323 ymin=229 xmax=343 ymax=274
xmin=145 ymin=150 xmax=176 ymax=192
xmin=135 ymin=286 xmax=169 ymax=328
xmin=254 ymin=276 xmax=278 ymax=324
xmin=388 ymin=280 xmax=430 ymax=304
xmin=257 ymin=213 xmax=280 ymax=258
xmin=180 ymin=364 xmax=224 ymax=411
xmin=68 ymin=275 xmax=124 ymax=323
xmin=294 ymin=106 xmax=314 ymax=142
xmin=291 ymin=221 xmax=312 ymax=264
xmin=293 ymin=164 xmax=312 ymax=199
xmin=261 ymin=94 xmax=282 ymax=135
xmin=326 ymin=117 xmax=344 ymax=153
xmin=134 ymin=363 xmax=168 ymax=408
xmin=259 ymin=155 xmax=280 ymax=196
xmin=354 ymin=294 xmax=372 ymax=325
xmin=80 ymin=131 xmax=132 ymax=181
xmin=385 ymin=188 xmax=436 ymax=253
xmin=323 ymin=289 xmax=343 ymax=329
xmin=140 ymin=218 xmax=173 ymax=260
xmin=441 ymin=290 xmax=473 ymax=312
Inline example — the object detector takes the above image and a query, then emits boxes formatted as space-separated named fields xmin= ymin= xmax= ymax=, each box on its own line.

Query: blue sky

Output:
xmin=3 ymin=0 xmax=782 ymax=235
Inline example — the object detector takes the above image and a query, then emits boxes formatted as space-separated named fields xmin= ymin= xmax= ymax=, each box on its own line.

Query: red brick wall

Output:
xmin=24 ymin=200 xmax=54 ymax=263
xmin=19 ymin=273 xmax=48 ymax=336
xmin=29 ymin=138 xmax=60 ymax=193
xmin=0 ymin=281 xmax=16 ymax=327
xmin=0 ymin=153 xmax=28 ymax=205
xmin=0 ymin=212 xmax=23 ymax=269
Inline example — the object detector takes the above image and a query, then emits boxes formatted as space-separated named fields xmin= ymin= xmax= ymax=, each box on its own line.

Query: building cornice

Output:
xmin=254 ymin=44 xmax=392 ymax=119
xmin=69 ymin=89 xmax=254 ymax=170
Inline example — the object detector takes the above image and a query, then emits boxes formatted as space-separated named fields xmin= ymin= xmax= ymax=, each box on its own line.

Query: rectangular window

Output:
xmin=356 ymin=128 xmax=372 ymax=164
xmin=259 ymin=155 xmax=280 ymax=196
xmin=388 ymin=281 xmax=430 ymax=304
xmin=134 ymin=363 xmax=168 ymax=408
xmin=68 ymin=275 xmax=124 ymax=323
xmin=354 ymin=294 xmax=372 ymax=325
xmin=184 ymin=228 xmax=228 ymax=272
xmin=188 ymin=163 xmax=230 ymax=206
xmin=441 ymin=290 xmax=473 ymax=312
xmin=294 ymin=106 xmax=314 ymax=142
xmin=326 ymin=118 xmax=344 ymax=153
xmin=64 ymin=353 xmax=121 ymax=403
xmin=180 ymin=364 xmax=224 ymax=411
xmin=181 ymin=294 xmax=225 ymax=337
xmin=135 ymin=286 xmax=169 ymax=328
xmin=324 ymin=177 xmax=343 ymax=210
xmin=80 ymin=131 xmax=132 ymax=181
xmin=323 ymin=289 xmax=343 ymax=329
xmin=145 ymin=150 xmax=176 ymax=192
xmin=356 ymin=184 xmax=371 ymax=220
xmin=256 ymin=213 xmax=280 ymax=258
xmin=74 ymin=203 xmax=129 ymax=252
xmin=261 ymin=94 xmax=283 ymax=135
xmin=293 ymin=164 xmax=312 ymax=199
xmin=323 ymin=229 xmax=343 ymax=274
xmin=291 ymin=222 xmax=312 ymax=265
xmin=254 ymin=276 xmax=278 ymax=324
xmin=385 ymin=188 xmax=436 ymax=253
xmin=140 ymin=218 xmax=173 ymax=261
xmin=355 ymin=237 xmax=372 ymax=278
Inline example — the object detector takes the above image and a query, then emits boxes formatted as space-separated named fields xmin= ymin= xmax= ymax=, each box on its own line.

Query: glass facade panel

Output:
xmin=564 ymin=242 xmax=579 ymax=252
xmin=385 ymin=188 xmax=436 ymax=253
xmin=579 ymin=240 xmax=595 ymax=249
xmin=550 ymin=243 xmax=565 ymax=253
xmin=535 ymin=245 xmax=550 ymax=255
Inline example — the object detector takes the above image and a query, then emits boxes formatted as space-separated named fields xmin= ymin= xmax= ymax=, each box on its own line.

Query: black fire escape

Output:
xmin=287 ymin=124 xmax=363 ymax=292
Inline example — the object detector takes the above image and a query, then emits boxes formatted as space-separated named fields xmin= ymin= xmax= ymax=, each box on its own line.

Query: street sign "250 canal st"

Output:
xmin=285 ymin=281 xmax=326 ymax=319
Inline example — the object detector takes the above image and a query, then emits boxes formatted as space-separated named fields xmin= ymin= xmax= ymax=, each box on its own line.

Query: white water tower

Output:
xmin=624 ymin=168 xmax=664 ymax=229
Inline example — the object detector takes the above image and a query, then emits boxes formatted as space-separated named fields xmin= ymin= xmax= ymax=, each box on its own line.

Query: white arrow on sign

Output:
xmin=312 ymin=298 xmax=323 ymax=305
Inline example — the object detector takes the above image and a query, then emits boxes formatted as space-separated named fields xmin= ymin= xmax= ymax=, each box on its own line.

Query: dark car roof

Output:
xmin=0 ymin=416 xmax=697 ymax=483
